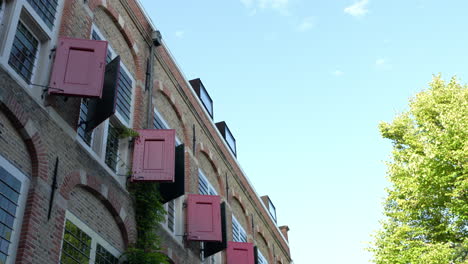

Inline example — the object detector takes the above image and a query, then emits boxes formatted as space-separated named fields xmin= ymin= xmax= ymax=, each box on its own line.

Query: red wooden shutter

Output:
xmin=227 ymin=242 xmax=255 ymax=264
xmin=187 ymin=194 xmax=222 ymax=242
xmin=132 ymin=129 xmax=175 ymax=182
xmin=49 ymin=37 xmax=108 ymax=98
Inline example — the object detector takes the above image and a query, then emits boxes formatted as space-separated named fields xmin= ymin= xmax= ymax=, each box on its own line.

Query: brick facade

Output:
xmin=0 ymin=0 xmax=292 ymax=263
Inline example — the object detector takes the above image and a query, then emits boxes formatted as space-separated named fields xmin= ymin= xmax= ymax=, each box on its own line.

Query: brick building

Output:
xmin=0 ymin=0 xmax=293 ymax=263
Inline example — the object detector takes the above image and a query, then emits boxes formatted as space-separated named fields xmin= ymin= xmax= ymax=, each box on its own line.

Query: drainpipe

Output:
xmin=146 ymin=30 xmax=162 ymax=129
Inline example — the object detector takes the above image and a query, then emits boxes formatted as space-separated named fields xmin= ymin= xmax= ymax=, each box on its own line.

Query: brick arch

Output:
xmin=231 ymin=192 xmax=251 ymax=237
xmin=154 ymin=81 xmax=192 ymax=193
xmin=198 ymin=145 xmax=226 ymax=197
xmin=256 ymin=228 xmax=273 ymax=262
xmin=0 ymin=95 xmax=48 ymax=180
xmin=0 ymin=95 xmax=52 ymax=263
xmin=60 ymin=170 xmax=136 ymax=246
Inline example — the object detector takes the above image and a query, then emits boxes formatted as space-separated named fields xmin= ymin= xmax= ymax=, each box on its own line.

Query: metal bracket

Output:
xmin=49 ymin=47 xmax=56 ymax=59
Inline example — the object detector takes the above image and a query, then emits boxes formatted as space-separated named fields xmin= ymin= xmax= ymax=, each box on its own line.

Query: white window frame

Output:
xmin=61 ymin=211 xmax=121 ymax=264
xmin=75 ymin=25 xmax=136 ymax=181
xmin=257 ymin=249 xmax=269 ymax=264
xmin=153 ymin=108 xmax=181 ymax=145
xmin=90 ymin=25 xmax=135 ymax=128
xmin=0 ymin=154 xmax=30 ymax=264
xmin=232 ymin=215 xmax=247 ymax=243
xmin=151 ymin=107 xmax=184 ymax=244
xmin=0 ymin=0 xmax=64 ymax=100
xmin=198 ymin=169 xmax=217 ymax=196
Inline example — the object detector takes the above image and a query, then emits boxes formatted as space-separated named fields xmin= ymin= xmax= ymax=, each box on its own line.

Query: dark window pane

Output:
xmin=104 ymin=123 xmax=119 ymax=172
xmin=8 ymin=22 xmax=38 ymax=84
xmin=95 ymin=244 xmax=118 ymax=264
xmin=77 ymin=99 xmax=93 ymax=145
xmin=60 ymin=220 xmax=91 ymax=264
xmin=26 ymin=0 xmax=58 ymax=29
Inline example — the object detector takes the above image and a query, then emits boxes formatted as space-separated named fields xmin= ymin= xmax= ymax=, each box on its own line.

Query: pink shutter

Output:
xmin=132 ymin=129 xmax=175 ymax=182
xmin=49 ymin=37 xmax=108 ymax=98
xmin=227 ymin=242 xmax=255 ymax=264
xmin=187 ymin=194 xmax=222 ymax=242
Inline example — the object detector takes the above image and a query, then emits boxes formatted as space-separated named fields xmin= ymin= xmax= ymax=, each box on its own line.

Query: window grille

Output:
xmin=257 ymin=249 xmax=268 ymax=264
xmin=167 ymin=200 xmax=175 ymax=232
xmin=27 ymin=0 xmax=58 ymax=29
xmin=95 ymin=244 xmax=119 ymax=264
xmin=60 ymin=220 xmax=92 ymax=264
xmin=232 ymin=216 xmax=247 ymax=243
xmin=92 ymin=30 xmax=132 ymax=124
xmin=8 ymin=22 xmax=38 ymax=84
xmin=0 ymin=167 xmax=22 ymax=264
xmin=77 ymin=99 xmax=93 ymax=145
xmin=104 ymin=123 xmax=119 ymax=172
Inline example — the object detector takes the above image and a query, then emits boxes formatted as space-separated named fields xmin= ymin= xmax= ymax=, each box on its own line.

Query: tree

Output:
xmin=369 ymin=76 xmax=468 ymax=264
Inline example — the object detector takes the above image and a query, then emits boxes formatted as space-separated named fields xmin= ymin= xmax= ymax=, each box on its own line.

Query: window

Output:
xmin=60 ymin=212 xmax=120 ymax=264
xmin=0 ymin=155 xmax=30 ymax=264
xmin=104 ymin=123 xmax=119 ymax=172
xmin=198 ymin=170 xmax=217 ymax=196
xmin=199 ymin=84 xmax=213 ymax=118
xmin=232 ymin=216 xmax=247 ymax=243
xmin=225 ymin=127 xmax=236 ymax=155
xmin=8 ymin=21 xmax=38 ymax=84
xmin=188 ymin=79 xmax=213 ymax=118
xmin=91 ymin=29 xmax=133 ymax=125
xmin=76 ymin=26 xmax=135 ymax=176
xmin=215 ymin=122 xmax=236 ymax=157
xmin=150 ymin=109 xmax=182 ymax=238
xmin=257 ymin=249 xmax=268 ymax=264
xmin=1 ymin=0 xmax=63 ymax=99
xmin=268 ymin=199 xmax=277 ymax=223
xmin=166 ymin=200 xmax=175 ymax=233
xmin=26 ymin=0 xmax=58 ymax=29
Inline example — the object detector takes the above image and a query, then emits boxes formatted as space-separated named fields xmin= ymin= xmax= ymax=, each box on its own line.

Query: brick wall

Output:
xmin=0 ymin=0 xmax=292 ymax=262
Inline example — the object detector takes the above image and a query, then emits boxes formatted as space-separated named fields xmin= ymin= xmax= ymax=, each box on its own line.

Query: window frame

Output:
xmin=0 ymin=0 xmax=64 ymax=100
xmin=151 ymin=107 xmax=183 ymax=243
xmin=76 ymin=25 xmax=136 ymax=178
xmin=60 ymin=211 xmax=121 ymax=264
xmin=0 ymin=154 xmax=30 ymax=264
xmin=199 ymin=83 xmax=213 ymax=118
xmin=90 ymin=25 xmax=135 ymax=128
xmin=257 ymin=248 xmax=269 ymax=264
xmin=198 ymin=169 xmax=217 ymax=196
xmin=232 ymin=215 xmax=247 ymax=243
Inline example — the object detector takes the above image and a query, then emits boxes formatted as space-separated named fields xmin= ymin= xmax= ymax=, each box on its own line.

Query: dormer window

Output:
xmin=189 ymin=78 xmax=213 ymax=118
xmin=215 ymin=121 xmax=236 ymax=157
xmin=261 ymin=195 xmax=277 ymax=223
xmin=268 ymin=198 xmax=277 ymax=223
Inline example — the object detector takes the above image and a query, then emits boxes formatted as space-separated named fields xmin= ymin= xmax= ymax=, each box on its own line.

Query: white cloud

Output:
xmin=344 ymin=0 xmax=369 ymax=17
xmin=240 ymin=0 xmax=254 ymax=8
xmin=240 ymin=0 xmax=290 ymax=15
xmin=297 ymin=17 xmax=315 ymax=32
xmin=375 ymin=58 xmax=385 ymax=66
xmin=333 ymin=70 xmax=344 ymax=76
xmin=175 ymin=30 xmax=185 ymax=38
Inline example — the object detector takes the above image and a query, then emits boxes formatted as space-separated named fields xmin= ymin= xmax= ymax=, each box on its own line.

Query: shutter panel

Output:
xmin=49 ymin=37 xmax=108 ymax=98
xmin=227 ymin=242 xmax=255 ymax=264
xmin=204 ymin=202 xmax=227 ymax=258
xmin=159 ymin=144 xmax=185 ymax=203
xmin=132 ymin=129 xmax=175 ymax=182
xmin=85 ymin=56 xmax=121 ymax=132
xmin=187 ymin=194 xmax=222 ymax=242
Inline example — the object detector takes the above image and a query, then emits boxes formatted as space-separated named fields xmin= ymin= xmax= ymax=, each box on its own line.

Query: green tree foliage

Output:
xmin=125 ymin=182 xmax=169 ymax=264
xmin=369 ymin=76 xmax=468 ymax=264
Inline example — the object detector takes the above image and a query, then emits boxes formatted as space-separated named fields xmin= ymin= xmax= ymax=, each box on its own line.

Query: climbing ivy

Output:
xmin=124 ymin=182 xmax=169 ymax=264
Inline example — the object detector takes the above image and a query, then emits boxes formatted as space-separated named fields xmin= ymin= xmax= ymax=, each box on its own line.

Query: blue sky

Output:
xmin=139 ymin=1 xmax=468 ymax=263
